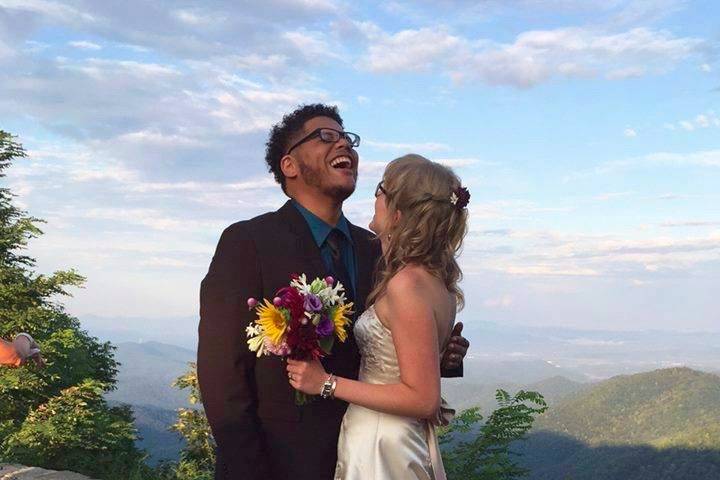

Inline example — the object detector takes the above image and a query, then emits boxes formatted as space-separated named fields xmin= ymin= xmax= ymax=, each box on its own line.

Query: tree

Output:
xmin=158 ymin=363 xmax=216 ymax=480
xmin=0 ymin=130 xmax=151 ymax=479
xmin=439 ymin=389 xmax=548 ymax=480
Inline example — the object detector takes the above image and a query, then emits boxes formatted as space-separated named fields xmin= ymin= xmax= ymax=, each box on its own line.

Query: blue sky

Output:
xmin=0 ymin=0 xmax=718 ymax=334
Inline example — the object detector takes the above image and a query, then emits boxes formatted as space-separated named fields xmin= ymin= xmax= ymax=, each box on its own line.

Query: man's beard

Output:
xmin=298 ymin=158 xmax=356 ymax=202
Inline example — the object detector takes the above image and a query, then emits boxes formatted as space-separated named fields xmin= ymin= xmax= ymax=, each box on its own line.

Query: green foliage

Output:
xmin=535 ymin=367 xmax=720 ymax=448
xmin=519 ymin=368 xmax=720 ymax=479
xmin=439 ymin=389 xmax=548 ymax=480
xmin=159 ymin=363 xmax=216 ymax=480
xmin=0 ymin=131 xmax=150 ymax=479
xmin=1 ymin=380 xmax=152 ymax=479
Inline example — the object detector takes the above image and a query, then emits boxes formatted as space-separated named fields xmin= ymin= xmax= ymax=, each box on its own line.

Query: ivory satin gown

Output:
xmin=334 ymin=305 xmax=449 ymax=480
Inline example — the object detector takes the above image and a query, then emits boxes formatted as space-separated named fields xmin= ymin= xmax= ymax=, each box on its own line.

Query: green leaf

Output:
xmin=319 ymin=336 xmax=335 ymax=354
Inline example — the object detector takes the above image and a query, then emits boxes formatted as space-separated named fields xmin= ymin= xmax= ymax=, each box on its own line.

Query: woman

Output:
xmin=0 ymin=333 xmax=44 ymax=367
xmin=287 ymin=154 xmax=470 ymax=479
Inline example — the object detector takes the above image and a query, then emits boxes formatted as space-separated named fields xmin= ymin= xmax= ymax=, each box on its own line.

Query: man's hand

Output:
xmin=441 ymin=322 xmax=470 ymax=371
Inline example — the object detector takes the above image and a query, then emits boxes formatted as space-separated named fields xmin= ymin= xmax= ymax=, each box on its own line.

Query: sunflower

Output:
xmin=332 ymin=302 xmax=354 ymax=343
xmin=256 ymin=299 xmax=287 ymax=345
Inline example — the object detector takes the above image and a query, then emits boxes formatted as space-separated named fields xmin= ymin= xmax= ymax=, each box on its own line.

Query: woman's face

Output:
xmin=369 ymin=180 xmax=390 ymax=236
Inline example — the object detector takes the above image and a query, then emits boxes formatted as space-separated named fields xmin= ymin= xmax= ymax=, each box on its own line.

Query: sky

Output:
xmin=0 ymin=0 xmax=719 ymax=335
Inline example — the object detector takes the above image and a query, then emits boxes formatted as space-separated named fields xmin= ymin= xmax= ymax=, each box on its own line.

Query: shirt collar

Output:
xmin=292 ymin=200 xmax=354 ymax=247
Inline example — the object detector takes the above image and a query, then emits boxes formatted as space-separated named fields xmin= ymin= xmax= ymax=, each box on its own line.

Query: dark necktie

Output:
xmin=326 ymin=229 xmax=354 ymax=303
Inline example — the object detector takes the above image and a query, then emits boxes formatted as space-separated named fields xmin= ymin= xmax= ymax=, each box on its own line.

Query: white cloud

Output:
xmin=435 ymin=158 xmax=484 ymax=168
xmin=124 ymin=177 xmax=277 ymax=194
xmin=138 ymin=256 xmax=202 ymax=268
xmin=669 ymin=111 xmax=720 ymax=131
xmin=564 ymin=338 xmax=625 ymax=347
xmin=660 ymin=221 xmax=720 ymax=228
xmin=171 ymin=9 xmax=227 ymax=27
xmin=357 ymin=23 xmax=703 ymax=88
xmin=701 ymin=63 xmax=712 ymax=72
xmin=695 ymin=114 xmax=710 ymax=128
xmin=483 ymin=294 xmax=513 ymax=308
xmin=0 ymin=52 xmax=334 ymax=179
xmin=623 ymin=128 xmax=637 ymax=137
xmin=0 ymin=0 xmax=96 ymax=24
xmin=593 ymin=192 xmax=633 ymax=201
xmin=361 ymin=26 xmax=465 ymax=73
xmin=282 ymin=29 xmax=339 ymax=60
xmin=365 ymin=140 xmax=451 ymax=151
xmin=564 ymin=149 xmax=720 ymax=181
xmin=461 ymin=216 xmax=720 ymax=285
xmin=68 ymin=40 xmax=101 ymax=50
xmin=606 ymin=66 xmax=646 ymax=80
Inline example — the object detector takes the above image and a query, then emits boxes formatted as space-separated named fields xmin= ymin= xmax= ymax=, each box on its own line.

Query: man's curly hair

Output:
xmin=265 ymin=104 xmax=344 ymax=193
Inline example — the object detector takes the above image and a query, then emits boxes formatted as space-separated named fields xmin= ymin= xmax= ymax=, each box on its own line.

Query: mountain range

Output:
xmin=82 ymin=314 xmax=720 ymax=381
xmin=516 ymin=367 xmax=720 ymax=479
xmin=105 ymin=339 xmax=720 ymax=477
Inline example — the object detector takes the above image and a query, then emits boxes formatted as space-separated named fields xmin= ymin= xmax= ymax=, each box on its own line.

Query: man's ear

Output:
xmin=280 ymin=155 xmax=298 ymax=180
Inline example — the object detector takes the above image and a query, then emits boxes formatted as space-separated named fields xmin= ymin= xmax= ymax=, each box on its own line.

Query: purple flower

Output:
xmin=304 ymin=293 xmax=323 ymax=312
xmin=316 ymin=315 xmax=334 ymax=337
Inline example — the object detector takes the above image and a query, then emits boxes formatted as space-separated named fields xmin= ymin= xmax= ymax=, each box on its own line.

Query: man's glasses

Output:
xmin=375 ymin=181 xmax=387 ymax=198
xmin=286 ymin=128 xmax=361 ymax=155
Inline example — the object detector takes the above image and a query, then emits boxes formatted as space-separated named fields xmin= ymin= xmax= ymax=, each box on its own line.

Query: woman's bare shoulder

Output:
xmin=386 ymin=265 xmax=435 ymax=293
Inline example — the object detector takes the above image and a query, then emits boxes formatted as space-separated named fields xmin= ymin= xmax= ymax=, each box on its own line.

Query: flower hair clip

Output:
xmin=450 ymin=186 xmax=470 ymax=210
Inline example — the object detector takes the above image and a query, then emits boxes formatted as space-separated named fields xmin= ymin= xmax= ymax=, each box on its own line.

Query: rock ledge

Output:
xmin=0 ymin=464 xmax=95 ymax=480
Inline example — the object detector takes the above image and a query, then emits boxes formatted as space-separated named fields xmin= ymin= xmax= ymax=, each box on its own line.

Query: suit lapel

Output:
xmin=277 ymin=200 xmax=327 ymax=281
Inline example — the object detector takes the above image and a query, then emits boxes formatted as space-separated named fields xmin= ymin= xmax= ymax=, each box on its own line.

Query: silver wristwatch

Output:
xmin=320 ymin=374 xmax=337 ymax=399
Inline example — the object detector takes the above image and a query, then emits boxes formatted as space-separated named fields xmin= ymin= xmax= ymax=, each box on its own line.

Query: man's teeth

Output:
xmin=330 ymin=157 xmax=352 ymax=168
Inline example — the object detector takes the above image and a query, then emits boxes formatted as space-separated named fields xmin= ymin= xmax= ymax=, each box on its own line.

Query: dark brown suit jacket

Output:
xmin=198 ymin=201 xmax=379 ymax=480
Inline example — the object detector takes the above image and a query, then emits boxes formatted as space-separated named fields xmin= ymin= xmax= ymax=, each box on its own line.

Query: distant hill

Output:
xmin=107 ymin=341 xmax=195 ymax=409
xmin=442 ymin=355 xmax=590 ymax=413
xmin=442 ymin=374 xmax=589 ymax=412
xmin=517 ymin=367 xmax=720 ymax=479
xmin=460 ymin=356 xmax=590 ymax=384
xmin=106 ymin=341 xmax=196 ymax=465
xmin=524 ymin=375 xmax=592 ymax=405
xmin=81 ymin=314 xmax=198 ymax=350
xmin=130 ymin=403 xmax=184 ymax=466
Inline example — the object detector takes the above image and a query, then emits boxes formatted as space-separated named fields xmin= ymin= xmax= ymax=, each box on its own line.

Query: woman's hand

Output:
xmin=286 ymin=358 xmax=329 ymax=395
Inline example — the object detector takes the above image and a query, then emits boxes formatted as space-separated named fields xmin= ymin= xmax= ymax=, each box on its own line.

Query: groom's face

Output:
xmin=291 ymin=116 xmax=359 ymax=202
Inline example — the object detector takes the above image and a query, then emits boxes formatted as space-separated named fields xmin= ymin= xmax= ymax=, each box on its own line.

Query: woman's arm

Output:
xmin=288 ymin=269 xmax=441 ymax=418
xmin=1 ymin=334 xmax=44 ymax=368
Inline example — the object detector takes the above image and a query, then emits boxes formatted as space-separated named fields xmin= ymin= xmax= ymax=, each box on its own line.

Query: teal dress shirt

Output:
xmin=292 ymin=200 xmax=357 ymax=295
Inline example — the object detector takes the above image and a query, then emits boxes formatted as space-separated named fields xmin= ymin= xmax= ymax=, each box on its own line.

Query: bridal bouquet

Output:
xmin=245 ymin=274 xmax=354 ymax=404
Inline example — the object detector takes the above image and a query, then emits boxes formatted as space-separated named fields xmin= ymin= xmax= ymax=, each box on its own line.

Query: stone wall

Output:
xmin=0 ymin=464 xmax=95 ymax=480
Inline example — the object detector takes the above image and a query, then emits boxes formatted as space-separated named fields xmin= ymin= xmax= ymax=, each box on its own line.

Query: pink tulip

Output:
xmin=325 ymin=276 xmax=334 ymax=285
xmin=273 ymin=296 xmax=282 ymax=306
xmin=247 ymin=298 xmax=258 ymax=309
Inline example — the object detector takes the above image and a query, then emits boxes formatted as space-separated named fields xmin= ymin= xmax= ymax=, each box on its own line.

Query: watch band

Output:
xmin=321 ymin=374 xmax=337 ymax=399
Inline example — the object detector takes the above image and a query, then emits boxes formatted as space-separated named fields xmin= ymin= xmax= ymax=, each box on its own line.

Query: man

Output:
xmin=198 ymin=104 xmax=469 ymax=480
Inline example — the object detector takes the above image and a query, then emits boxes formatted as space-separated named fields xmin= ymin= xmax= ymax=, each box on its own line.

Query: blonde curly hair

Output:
xmin=368 ymin=154 xmax=469 ymax=310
